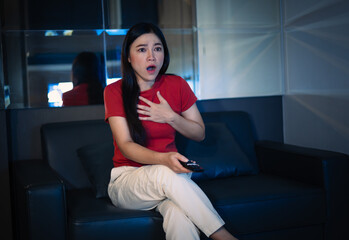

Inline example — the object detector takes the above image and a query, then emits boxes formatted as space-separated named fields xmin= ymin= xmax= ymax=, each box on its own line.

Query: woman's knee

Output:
xmin=150 ymin=164 xmax=174 ymax=173
xmin=146 ymin=165 xmax=178 ymax=180
xmin=140 ymin=165 xmax=191 ymax=198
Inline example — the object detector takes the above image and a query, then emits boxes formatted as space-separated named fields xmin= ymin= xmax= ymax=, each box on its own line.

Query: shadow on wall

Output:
xmin=283 ymin=94 xmax=349 ymax=155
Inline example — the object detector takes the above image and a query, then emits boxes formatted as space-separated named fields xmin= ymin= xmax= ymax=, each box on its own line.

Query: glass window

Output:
xmin=1 ymin=0 xmax=197 ymax=108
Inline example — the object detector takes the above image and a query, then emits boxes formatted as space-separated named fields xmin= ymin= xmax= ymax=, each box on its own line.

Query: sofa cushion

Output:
xmin=177 ymin=122 xmax=255 ymax=181
xmin=67 ymin=189 xmax=165 ymax=240
xmin=77 ymin=141 xmax=114 ymax=198
xmin=41 ymin=120 xmax=113 ymax=189
xmin=200 ymin=111 xmax=260 ymax=174
xmin=196 ymin=174 xmax=326 ymax=235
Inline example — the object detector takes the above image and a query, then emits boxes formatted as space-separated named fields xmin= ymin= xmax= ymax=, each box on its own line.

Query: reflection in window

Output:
xmin=106 ymin=77 xmax=121 ymax=86
xmin=4 ymin=86 xmax=10 ymax=108
xmin=2 ymin=0 xmax=196 ymax=108
xmin=44 ymin=30 xmax=74 ymax=37
xmin=47 ymin=82 xmax=73 ymax=107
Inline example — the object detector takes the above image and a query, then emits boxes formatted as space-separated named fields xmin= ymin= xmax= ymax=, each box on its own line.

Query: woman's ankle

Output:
xmin=210 ymin=227 xmax=238 ymax=240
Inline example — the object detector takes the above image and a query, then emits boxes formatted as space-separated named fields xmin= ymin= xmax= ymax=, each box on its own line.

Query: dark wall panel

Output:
xmin=120 ymin=0 xmax=158 ymax=28
xmin=8 ymin=104 xmax=105 ymax=161
xmin=0 ymin=110 xmax=13 ymax=240
xmin=25 ymin=0 xmax=103 ymax=29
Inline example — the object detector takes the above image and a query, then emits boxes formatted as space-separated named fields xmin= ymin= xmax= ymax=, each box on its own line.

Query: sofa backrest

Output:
xmin=201 ymin=111 xmax=258 ymax=170
xmin=176 ymin=111 xmax=259 ymax=180
xmin=41 ymin=111 xmax=258 ymax=189
xmin=41 ymin=120 xmax=113 ymax=189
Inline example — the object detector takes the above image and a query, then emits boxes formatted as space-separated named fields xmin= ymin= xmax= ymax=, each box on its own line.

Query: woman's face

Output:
xmin=128 ymin=33 xmax=165 ymax=88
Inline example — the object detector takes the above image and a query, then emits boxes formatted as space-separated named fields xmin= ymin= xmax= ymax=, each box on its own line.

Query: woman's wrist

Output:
xmin=155 ymin=152 xmax=173 ymax=168
xmin=166 ymin=111 xmax=179 ymax=126
xmin=154 ymin=151 xmax=166 ymax=165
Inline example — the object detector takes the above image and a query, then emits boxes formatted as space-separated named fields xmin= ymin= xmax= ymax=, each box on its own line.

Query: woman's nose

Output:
xmin=147 ymin=50 xmax=155 ymax=61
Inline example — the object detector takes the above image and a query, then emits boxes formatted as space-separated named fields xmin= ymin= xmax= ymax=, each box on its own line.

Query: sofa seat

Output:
xmin=67 ymin=189 xmax=165 ymax=240
xmin=66 ymin=173 xmax=326 ymax=240
xmin=197 ymin=174 xmax=326 ymax=237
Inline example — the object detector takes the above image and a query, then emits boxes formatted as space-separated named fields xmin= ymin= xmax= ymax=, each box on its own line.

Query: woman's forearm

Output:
xmin=118 ymin=140 xmax=191 ymax=173
xmin=109 ymin=116 xmax=165 ymax=165
xmin=168 ymin=112 xmax=205 ymax=142
xmin=119 ymin=141 xmax=162 ymax=165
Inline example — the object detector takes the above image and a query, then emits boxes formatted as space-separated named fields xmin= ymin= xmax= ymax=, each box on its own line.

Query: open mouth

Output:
xmin=147 ymin=65 xmax=156 ymax=71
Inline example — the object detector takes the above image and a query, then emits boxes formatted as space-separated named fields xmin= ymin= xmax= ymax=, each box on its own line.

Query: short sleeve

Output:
xmin=179 ymin=77 xmax=197 ymax=112
xmin=104 ymin=81 xmax=125 ymax=122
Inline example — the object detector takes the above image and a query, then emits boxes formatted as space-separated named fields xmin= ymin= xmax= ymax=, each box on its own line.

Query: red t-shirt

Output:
xmin=104 ymin=74 xmax=197 ymax=168
xmin=62 ymin=83 xmax=89 ymax=106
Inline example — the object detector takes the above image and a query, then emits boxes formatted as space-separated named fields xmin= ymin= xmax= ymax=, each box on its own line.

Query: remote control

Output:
xmin=180 ymin=160 xmax=204 ymax=172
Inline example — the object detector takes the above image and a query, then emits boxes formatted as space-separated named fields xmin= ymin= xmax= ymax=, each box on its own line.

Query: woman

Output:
xmin=104 ymin=22 xmax=238 ymax=240
xmin=62 ymin=52 xmax=104 ymax=106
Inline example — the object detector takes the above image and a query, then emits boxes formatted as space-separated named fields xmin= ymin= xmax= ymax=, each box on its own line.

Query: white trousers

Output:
xmin=108 ymin=165 xmax=225 ymax=240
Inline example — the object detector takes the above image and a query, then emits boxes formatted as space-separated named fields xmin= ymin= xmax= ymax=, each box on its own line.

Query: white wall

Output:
xmin=196 ymin=0 xmax=283 ymax=99
xmin=196 ymin=0 xmax=349 ymax=155
xmin=283 ymin=0 xmax=349 ymax=155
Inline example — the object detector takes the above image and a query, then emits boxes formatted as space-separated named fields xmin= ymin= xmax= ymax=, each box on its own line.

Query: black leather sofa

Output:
xmin=13 ymin=111 xmax=349 ymax=240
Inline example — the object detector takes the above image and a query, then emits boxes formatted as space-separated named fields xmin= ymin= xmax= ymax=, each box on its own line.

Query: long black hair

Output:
xmin=72 ymin=52 xmax=104 ymax=104
xmin=121 ymin=22 xmax=170 ymax=146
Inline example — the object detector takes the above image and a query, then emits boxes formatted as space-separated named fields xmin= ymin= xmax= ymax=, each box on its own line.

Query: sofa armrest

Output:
xmin=255 ymin=140 xmax=349 ymax=239
xmin=13 ymin=159 xmax=67 ymax=240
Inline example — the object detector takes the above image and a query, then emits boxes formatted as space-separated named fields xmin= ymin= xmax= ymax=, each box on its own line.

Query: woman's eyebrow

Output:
xmin=135 ymin=42 xmax=162 ymax=48
xmin=136 ymin=44 xmax=147 ymax=48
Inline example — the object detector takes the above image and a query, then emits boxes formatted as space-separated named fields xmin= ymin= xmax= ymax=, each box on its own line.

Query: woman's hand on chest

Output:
xmin=137 ymin=91 xmax=177 ymax=124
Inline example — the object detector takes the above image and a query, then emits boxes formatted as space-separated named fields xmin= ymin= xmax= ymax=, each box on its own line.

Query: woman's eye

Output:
xmin=138 ymin=48 xmax=146 ymax=52
xmin=155 ymin=47 xmax=162 ymax=52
